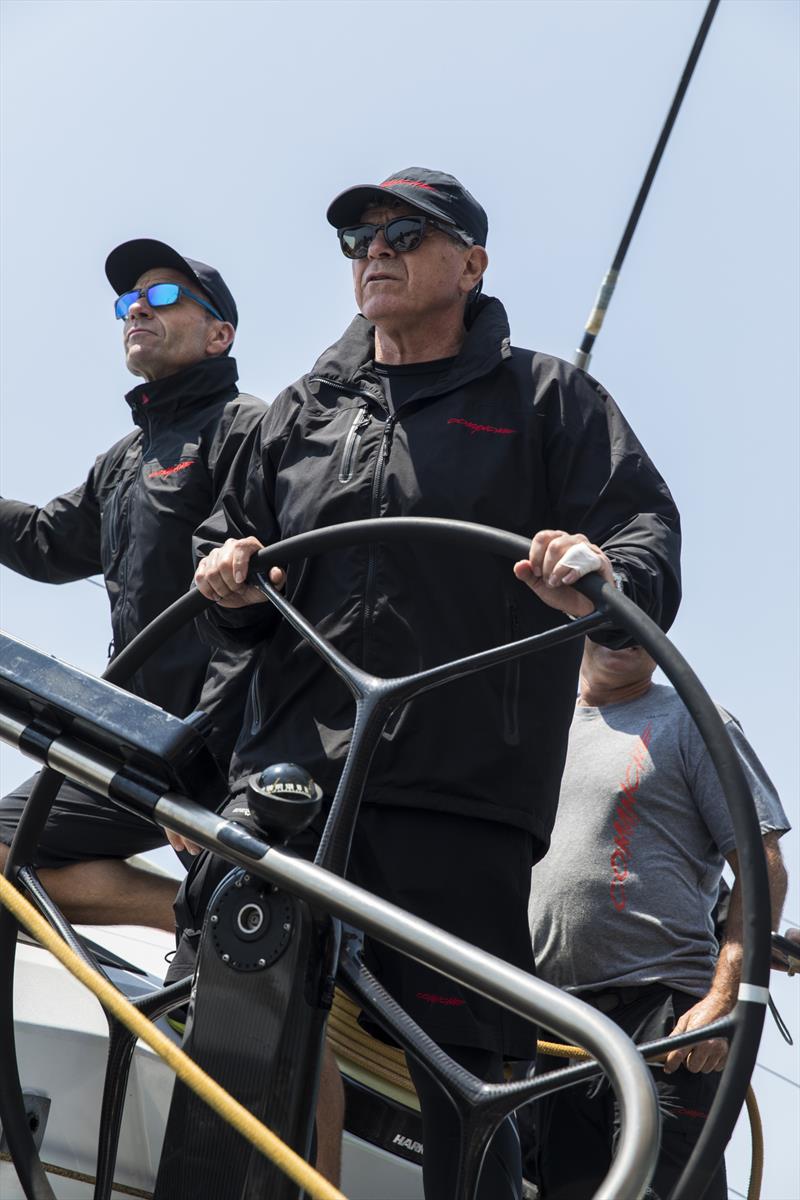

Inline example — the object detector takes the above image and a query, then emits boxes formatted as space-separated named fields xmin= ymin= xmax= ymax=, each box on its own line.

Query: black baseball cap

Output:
xmin=326 ymin=168 xmax=488 ymax=247
xmin=104 ymin=238 xmax=238 ymax=328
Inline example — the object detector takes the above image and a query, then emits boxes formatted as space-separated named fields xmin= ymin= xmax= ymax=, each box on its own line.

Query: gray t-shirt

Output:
xmin=530 ymin=683 xmax=789 ymax=997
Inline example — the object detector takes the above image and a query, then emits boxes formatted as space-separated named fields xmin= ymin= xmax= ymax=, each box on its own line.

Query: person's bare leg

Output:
xmin=0 ymin=844 xmax=178 ymax=931
xmin=315 ymin=1043 xmax=344 ymax=1184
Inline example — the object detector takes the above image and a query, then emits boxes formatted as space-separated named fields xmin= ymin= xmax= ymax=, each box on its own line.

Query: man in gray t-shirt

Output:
xmin=528 ymin=640 xmax=789 ymax=1200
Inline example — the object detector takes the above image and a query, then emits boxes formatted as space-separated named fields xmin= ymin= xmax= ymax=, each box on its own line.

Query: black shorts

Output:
xmin=0 ymin=772 xmax=171 ymax=869
xmin=174 ymin=802 xmax=538 ymax=1060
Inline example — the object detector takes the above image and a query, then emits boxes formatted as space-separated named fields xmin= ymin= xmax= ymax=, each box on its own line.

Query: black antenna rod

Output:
xmin=574 ymin=0 xmax=720 ymax=371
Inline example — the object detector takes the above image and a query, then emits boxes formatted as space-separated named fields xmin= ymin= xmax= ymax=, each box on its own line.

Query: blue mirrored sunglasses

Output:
xmin=114 ymin=282 xmax=223 ymax=322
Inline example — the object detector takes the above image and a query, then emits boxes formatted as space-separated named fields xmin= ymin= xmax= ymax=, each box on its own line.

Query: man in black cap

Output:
xmin=0 ymin=239 xmax=265 ymax=932
xmin=186 ymin=167 xmax=682 ymax=1198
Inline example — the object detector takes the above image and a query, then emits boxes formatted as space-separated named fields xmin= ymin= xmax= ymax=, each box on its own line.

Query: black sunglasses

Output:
xmin=337 ymin=215 xmax=474 ymax=260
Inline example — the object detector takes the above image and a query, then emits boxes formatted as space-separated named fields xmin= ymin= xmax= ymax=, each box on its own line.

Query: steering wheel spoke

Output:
xmin=0 ymin=517 xmax=770 ymax=1200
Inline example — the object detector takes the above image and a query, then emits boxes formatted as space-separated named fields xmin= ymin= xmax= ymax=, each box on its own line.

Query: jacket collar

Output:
xmin=309 ymin=295 xmax=512 ymax=396
xmin=125 ymin=356 xmax=239 ymax=424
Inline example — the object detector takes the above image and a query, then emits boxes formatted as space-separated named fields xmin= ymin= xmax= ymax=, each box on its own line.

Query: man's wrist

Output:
xmin=711 ymin=943 xmax=744 ymax=1000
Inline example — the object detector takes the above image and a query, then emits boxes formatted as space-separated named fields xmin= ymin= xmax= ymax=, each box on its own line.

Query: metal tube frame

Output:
xmin=0 ymin=517 xmax=771 ymax=1200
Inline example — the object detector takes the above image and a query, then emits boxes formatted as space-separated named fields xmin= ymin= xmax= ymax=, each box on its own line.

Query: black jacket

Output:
xmin=0 ymin=356 xmax=265 ymax=767
xmin=196 ymin=299 xmax=681 ymax=852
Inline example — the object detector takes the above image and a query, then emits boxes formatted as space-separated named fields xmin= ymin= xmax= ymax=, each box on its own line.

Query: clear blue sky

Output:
xmin=1 ymin=2 xmax=798 ymax=1196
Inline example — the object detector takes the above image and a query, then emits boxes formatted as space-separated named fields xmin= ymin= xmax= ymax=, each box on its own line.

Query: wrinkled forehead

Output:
xmin=132 ymin=266 xmax=196 ymax=292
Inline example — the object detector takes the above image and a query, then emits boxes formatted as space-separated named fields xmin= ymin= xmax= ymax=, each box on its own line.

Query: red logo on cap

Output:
xmin=381 ymin=179 xmax=437 ymax=192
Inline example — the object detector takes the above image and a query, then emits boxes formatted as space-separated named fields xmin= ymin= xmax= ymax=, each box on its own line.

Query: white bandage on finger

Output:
xmin=559 ymin=542 xmax=603 ymax=579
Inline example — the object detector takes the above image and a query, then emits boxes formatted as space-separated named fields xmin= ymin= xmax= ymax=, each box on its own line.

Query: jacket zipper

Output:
xmin=361 ymin=413 xmax=397 ymax=662
xmin=106 ymin=487 xmax=122 ymax=560
xmin=308 ymin=378 xmax=380 ymax=487
xmin=308 ymin=375 xmax=377 ymax=398
xmin=248 ymin=663 xmax=263 ymax=735
xmin=116 ymin=412 xmax=150 ymax=648
xmin=338 ymin=405 xmax=370 ymax=484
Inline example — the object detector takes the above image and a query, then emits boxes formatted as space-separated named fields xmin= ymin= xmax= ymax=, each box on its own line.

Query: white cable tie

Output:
xmin=737 ymin=984 xmax=770 ymax=1005
xmin=560 ymin=543 xmax=603 ymax=579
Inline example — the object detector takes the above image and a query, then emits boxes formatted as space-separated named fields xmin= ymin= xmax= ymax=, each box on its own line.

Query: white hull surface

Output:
xmin=2 ymin=925 xmax=424 ymax=1200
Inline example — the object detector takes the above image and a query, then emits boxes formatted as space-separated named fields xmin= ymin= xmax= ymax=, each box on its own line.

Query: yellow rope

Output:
xmin=744 ymin=1082 xmax=764 ymax=1200
xmin=327 ymin=996 xmax=763 ymax=1200
xmin=327 ymin=996 xmax=764 ymax=1200
xmin=538 ymin=1039 xmax=592 ymax=1060
xmin=1 ymin=875 xmax=765 ymax=1200
xmin=0 ymin=873 xmax=346 ymax=1200
xmin=539 ymin=1039 xmax=764 ymax=1200
xmin=327 ymin=991 xmax=417 ymax=1098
